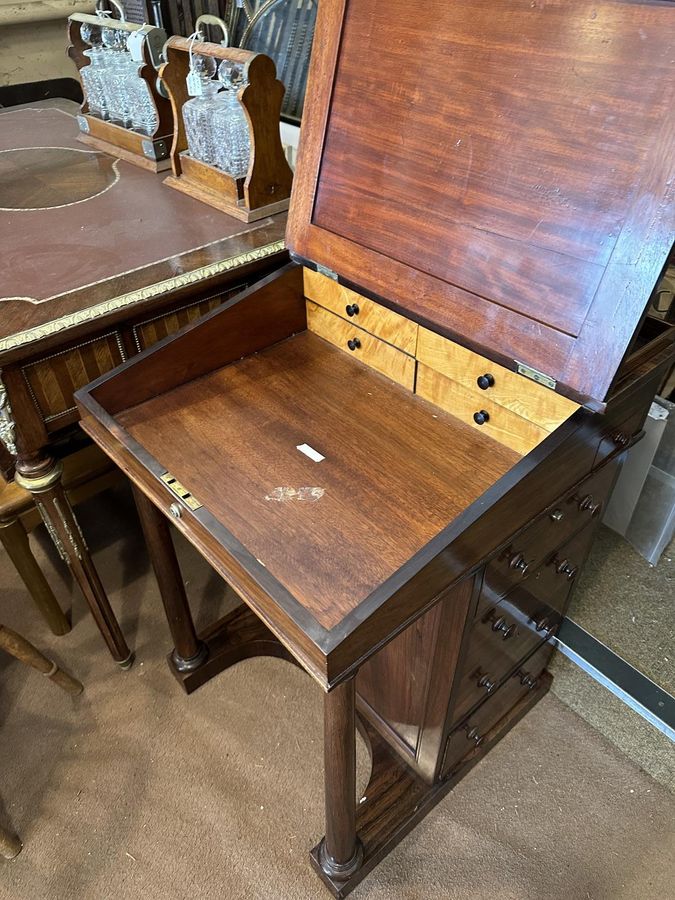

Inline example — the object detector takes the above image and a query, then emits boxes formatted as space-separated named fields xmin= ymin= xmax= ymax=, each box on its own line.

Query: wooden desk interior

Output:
xmin=117 ymin=332 xmax=519 ymax=630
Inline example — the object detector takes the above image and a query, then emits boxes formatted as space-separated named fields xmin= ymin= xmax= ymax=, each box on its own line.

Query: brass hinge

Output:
xmin=160 ymin=472 xmax=202 ymax=511
xmin=515 ymin=361 xmax=557 ymax=391
xmin=316 ymin=263 xmax=338 ymax=281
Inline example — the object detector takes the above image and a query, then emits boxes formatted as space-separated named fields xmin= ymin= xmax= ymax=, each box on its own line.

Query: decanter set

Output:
xmin=79 ymin=22 xmax=159 ymax=136
xmin=183 ymin=54 xmax=251 ymax=178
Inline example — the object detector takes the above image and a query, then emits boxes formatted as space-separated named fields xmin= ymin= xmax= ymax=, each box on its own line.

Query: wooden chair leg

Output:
xmin=0 ymin=822 xmax=22 ymax=860
xmin=0 ymin=518 xmax=70 ymax=636
xmin=0 ymin=624 xmax=83 ymax=695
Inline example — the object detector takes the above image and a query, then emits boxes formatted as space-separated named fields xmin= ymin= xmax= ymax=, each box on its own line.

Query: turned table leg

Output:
xmin=0 ymin=823 xmax=22 ymax=860
xmin=14 ymin=456 xmax=132 ymax=668
xmin=0 ymin=518 xmax=70 ymax=635
xmin=318 ymin=677 xmax=363 ymax=882
xmin=0 ymin=624 xmax=83 ymax=694
xmin=132 ymin=485 xmax=208 ymax=672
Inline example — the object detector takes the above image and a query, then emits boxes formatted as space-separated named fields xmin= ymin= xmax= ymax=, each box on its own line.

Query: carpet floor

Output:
xmin=1 ymin=484 xmax=673 ymax=900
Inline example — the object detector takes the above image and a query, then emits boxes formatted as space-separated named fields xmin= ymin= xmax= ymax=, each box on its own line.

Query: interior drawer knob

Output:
xmin=169 ymin=502 xmax=182 ymax=519
xmin=475 ymin=669 xmax=496 ymax=694
xmin=463 ymin=724 xmax=484 ymax=747
xmin=508 ymin=551 xmax=529 ymax=576
xmin=534 ymin=615 xmax=557 ymax=637
xmin=576 ymin=493 xmax=602 ymax=517
xmin=549 ymin=509 xmax=564 ymax=522
xmin=347 ymin=337 xmax=361 ymax=351
xmin=345 ymin=303 xmax=360 ymax=317
xmin=517 ymin=669 xmax=539 ymax=690
xmin=473 ymin=410 xmax=490 ymax=425
xmin=485 ymin=610 xmax=517 ymax=640
xmin=553 ymin=556 xmax=577 ymax=580
xmin=477 ymin=373 xmax=495 ymax=390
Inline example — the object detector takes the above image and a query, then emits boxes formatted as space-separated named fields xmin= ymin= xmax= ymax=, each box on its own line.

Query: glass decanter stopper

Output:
xmin=212 ymin=61 xmax=250 ymax=178
xmin=80 ymin=22 xmax=108 ymax=120
xmin=183 ymin=54 xmax=221 ymax=166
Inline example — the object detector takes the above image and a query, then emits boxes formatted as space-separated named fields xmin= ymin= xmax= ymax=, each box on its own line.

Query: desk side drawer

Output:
xmin=304 ymin=268 xmax=418 ymax=354
xmin=416 ymin=364 xmax=548 ymax=456
xmin=442 ymin=641 xmax=554 ymax=778
xmin=306 ymin=301 xmax=416 ymax=390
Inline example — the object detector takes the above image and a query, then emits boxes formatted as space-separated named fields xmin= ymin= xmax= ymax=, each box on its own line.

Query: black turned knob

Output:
xmin=576 ymin=494 xmax=602 ymax=517
xmin=476 ymin=670 xmax=496 ymax=694
xmin=477 ymin=373 xmax=495 ymax=390
xmin=508 ymin=551 xmax=529 ymax=576
xmin=491 ymin=615 xmax=517 ymax=640
xmin=347 ymin=337 xmax=361 ymax=351
xmin=553 ymin=556 xmax=577 ymax=580
xmin=534 ymin=616 xmax=557 ymax=638
xmin=473 ymin=410 xmax=490 ymax=425
xmin=464 ymin=724 xmax=484 ymax=747
xmin=345 ymin=303 xmax=360 ymax=317
xmin=517 ymin=669 xmax=539 ymax=690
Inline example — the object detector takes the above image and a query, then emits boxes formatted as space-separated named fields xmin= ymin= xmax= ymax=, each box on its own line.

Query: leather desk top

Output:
xmin=0 ymin=101 xmax=286 ymax=360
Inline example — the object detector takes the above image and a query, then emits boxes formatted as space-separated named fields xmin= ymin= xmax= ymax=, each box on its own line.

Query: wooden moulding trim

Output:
xmin=0 ymin=241 xmax=286 ymax=357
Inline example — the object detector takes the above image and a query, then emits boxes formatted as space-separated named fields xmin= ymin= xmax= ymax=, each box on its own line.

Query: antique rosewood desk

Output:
xmin=0 ymin=100 xmax=287 ymax=666
xmin=76 ymin=0 xmax=674 ymax=895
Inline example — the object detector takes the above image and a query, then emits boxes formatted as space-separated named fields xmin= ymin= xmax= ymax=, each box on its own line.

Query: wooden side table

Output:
xmin=0 ymin=99 xmax=287 ymax=667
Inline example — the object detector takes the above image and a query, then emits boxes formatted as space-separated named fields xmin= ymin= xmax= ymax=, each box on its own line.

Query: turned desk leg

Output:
xmin=132 ymin=486 xmax=208 ymax=672
xmin=318 ymin=677 xmax=363 ymax=882
xmin=14 ymin=457 xmax=132 ymax=669
xmin=0 ymin=518 xmax=70 ymax=635
xmin=0 ymin=624 xmax=83 ymax=694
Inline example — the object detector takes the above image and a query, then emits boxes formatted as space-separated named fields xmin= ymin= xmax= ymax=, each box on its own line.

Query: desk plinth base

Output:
xmin=310 ymin=671 xmax=552 ymax=899
xmin=167 ymin=603 xmax=301 ymax=694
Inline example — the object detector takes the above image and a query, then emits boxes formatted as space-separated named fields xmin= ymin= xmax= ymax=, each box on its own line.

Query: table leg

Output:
xmin=132 ymin=485 xmax=208 ymax=672
xmin=318 ymin=677 xmax=363 ymax=882
xmin=14 ymin=456 xmax=132 ymax=668
xmin=0 ymin=517 xmax=70 ymax=635
xmin=0 ymin=822 xmax=22 ymax=860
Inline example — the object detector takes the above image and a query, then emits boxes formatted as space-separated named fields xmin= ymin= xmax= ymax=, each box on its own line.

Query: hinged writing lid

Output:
xmin=287 ymin=0 xmax=674 ymax=406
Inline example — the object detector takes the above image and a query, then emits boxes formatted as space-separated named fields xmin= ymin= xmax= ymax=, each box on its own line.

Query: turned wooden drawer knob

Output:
xmin=347 ymin=337 xmax=361 ymax=351
xmin=508 ymin=551 xmax=529 ymax=576
xmin=488 ymin=613 xmax=517 ymax=640
xmin=553 ymin=556 xmax=577 ymax=580
xmin=473 ymin=410 xmax=490 ymax=425
xmin=477 ymin=373 xmax=495 ymax=390
xmin=534 ymin=615 xmax=557 ymax=637
xmin=464 ymin=724 xmax=484 ymax=746
xmin=476 ymin=669 xmax=496 ymax=694
xmin=517 ymin=669 xmax=539 ymax=690
xmin=576 ymin=493 xmax=602 ymax=517
xmin=345 ymin=303 xmax=360 ymax=317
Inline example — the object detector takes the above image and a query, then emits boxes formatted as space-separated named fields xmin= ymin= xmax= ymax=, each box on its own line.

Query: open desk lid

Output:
xmin=287 ymin=0 xmax=674 ymax=407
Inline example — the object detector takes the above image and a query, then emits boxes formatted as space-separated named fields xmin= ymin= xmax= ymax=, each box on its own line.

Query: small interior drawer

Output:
xmin=442 ymin=641 xmax=554 ymax=777
xmin=306 ymin=300 xmax=416 ymax=389
xmin=304 ymin=268 xmax=418 ymax=354
xmin=416 ymin=363 xmax=548 ymax=456
xmin=417 ymin=326 xmax=578 ymax=432
xmin=481 ymin=456 xmax=622 ymax=604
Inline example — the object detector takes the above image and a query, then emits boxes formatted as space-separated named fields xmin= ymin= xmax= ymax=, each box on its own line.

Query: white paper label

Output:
xmin=186 ymin=70 xmax=203 ymax=96
xmin=296 ymin=443 xmax=325 ymax=463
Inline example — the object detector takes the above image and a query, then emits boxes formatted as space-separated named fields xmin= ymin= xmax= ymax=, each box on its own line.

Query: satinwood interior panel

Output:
xmin=117 ymin=332 xmax=519 ymax=631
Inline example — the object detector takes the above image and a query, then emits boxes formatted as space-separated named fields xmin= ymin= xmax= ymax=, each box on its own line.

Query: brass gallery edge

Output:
xmin=0 ymin=241 xmax=286 ymax=356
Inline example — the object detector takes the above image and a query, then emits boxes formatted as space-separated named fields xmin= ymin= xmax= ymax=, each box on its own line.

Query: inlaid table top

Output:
xmin=0 ymin=100 xmax=286 ymax=360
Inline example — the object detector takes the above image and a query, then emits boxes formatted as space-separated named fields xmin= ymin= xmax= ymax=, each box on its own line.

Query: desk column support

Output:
xmin=319 ymin=676 xmax=363 ymax=882
xmin=132 ymin=485 xmax=208 ymax=672
xmin=14 ymin=455 xmax=132 ymax=668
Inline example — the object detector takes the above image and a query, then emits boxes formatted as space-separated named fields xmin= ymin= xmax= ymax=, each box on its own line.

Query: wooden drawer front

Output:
xmin=132 ymin=290 xmax=241 ymax=352
xmin=22 ymin=332 xmax=126 ymax=427
xmin=482 ymin=457 xmax=621 ymax=604
xmin=306 ymin=301 xmax=416 ymax=390
xmin=417 ymin=327 xmax=578 ymax=432
xmin=416 ymin=363 xmax=547 ymax=456
xmin=304 ymin=268 xmax=418 ymax=354
xmin=443 ymin=641 xmax=554 ymax=777
xmin=454 ymin=595 xmax=546 ymax=724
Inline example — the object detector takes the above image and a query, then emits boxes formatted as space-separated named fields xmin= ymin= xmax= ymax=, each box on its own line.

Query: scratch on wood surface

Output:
xmin=265 ymin=487 xmax=325 ymax=502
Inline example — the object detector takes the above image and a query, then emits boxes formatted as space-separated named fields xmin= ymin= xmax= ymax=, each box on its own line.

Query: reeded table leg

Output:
xmin=14 ymin=456 xmax=132 ymax=668
xmin=0 ymin=517 xmax=70 ymax=635
xmin=318 ymin=677 xmax=363 ymax=882
xmin=132 ymin=485 xmax=208 ymax=672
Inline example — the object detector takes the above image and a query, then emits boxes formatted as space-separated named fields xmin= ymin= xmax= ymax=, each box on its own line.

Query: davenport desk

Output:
xmin=0 ymin=99 xmax=287 ymax=666
xmin=76 ymin=0 xmax=674 ymax=895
